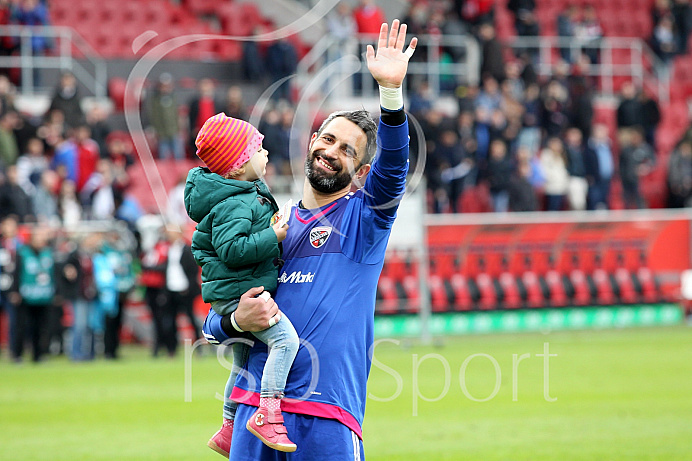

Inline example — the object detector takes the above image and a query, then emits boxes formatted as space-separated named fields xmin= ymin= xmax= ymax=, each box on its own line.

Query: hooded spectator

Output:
xmin=149 ymin=73 xmax=183 ymax=160
xmin=0 ymin=165 xmax=33 ymax=222
xmin=49 ymin=72 xmax=84 ymax=128
xmin=619 ymin=128 xmax=655 ymax=209
xmin=564 ymin=127 xmax=588 ymax=210
xmin=486 ymin=139 xmax=514 ymax=212
xmin=617 ymin=82 xmax=644 ymax=132
xmin=667 ymin=140 xmax=692 ymax=207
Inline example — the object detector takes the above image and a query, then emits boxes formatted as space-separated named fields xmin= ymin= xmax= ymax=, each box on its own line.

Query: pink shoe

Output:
xmin=207 ymin=419 xmax=233 ymax=458
xmin=246 ymin=407 xmax=297 ymax=452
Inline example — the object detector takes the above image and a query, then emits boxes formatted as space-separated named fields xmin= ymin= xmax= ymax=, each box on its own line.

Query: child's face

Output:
xmin=246 ymin=146 xmax=269 ymax=181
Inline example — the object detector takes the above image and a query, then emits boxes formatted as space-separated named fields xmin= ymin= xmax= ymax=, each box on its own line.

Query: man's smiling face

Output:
xmin=304 ymin=117 xmax=368 ymax=194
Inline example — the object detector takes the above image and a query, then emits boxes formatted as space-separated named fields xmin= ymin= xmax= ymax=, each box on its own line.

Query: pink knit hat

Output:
xmin=195 ymin=113 xmax=264 ymax=176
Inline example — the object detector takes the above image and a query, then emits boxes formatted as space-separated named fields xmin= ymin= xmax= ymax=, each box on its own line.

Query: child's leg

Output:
xmin=223 ymin=341 xmax=251 ymax=420
xmin=246 ymin=314 xmax=300 ymax=452
xmin=251 ymin=314 xmax=299 ymax=398
xmin=208 ymin=340 xmax=251 ymax=458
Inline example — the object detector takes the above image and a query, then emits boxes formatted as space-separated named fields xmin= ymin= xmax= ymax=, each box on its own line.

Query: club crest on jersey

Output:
xmin=309 ymin=226 xmax=332 ymax=248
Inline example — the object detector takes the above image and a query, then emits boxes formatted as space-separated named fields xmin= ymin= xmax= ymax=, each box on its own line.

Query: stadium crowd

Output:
xmin=0 ymin=213 xmax=205 ymax=363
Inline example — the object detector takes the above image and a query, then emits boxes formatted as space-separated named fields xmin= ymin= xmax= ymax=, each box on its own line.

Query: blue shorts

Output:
xmin=229 ymin=404 xmax=365 ymax=461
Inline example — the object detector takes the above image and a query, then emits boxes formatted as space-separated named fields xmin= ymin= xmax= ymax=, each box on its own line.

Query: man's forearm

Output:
xmin=202 ymin=307 xmax=250 ymax=344
xmin=380 ymin=106 xmax=406 ymax=127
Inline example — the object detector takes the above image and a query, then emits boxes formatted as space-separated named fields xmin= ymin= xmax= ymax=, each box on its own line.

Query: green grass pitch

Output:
xmin=1 ymin=326 xmax=691 ymax=460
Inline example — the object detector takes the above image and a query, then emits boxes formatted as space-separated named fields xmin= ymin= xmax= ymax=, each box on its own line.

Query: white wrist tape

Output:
xmin=230 ymin=312 xmax=244 ymax=332
xmin=379 ymin=85 xmax=404 ymax=111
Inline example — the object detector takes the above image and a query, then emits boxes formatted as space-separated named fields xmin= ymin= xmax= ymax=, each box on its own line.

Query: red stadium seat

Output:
xmin=51 ymin=4 xmax=70 ymax=23
xmin=522 ymin=271 xmax=545 ymax=308
xmin=183 ymin=0 xmax=218 ymax=16
xmin=494 ymin=8 xmax=515 ymax=39
xmin=614 ymin=267 xmax=638 ymax=303
xmin=50 ymin=0 xmax=244 ymax=60
xmin=599 ymin=15 xmax=620 ymax=36
xmin=220 ymin=2 xmax=259 ymax=37
xmin=475 ymin=273 xmax=497 ymax=310
xmin=239 ymin=2 xmax=263 ymax=26
xmin=406 ymin=251 xmax=420 ymax=279
xmin=569 ymin=269 xmax=592 ymax=306
xmin=543 ymin=263 xmax=568 ymax=307
xmin=98 ymin=2 xmax=119 ymax=24
xmin=385 ymin=250 xmax=408 ymax=282
xmin=636 ymin=266 xmax=659 ymax=303
xmin=429 ymin=251 xmax=457 ymax=279
xmin=376 ymin=276 xmax=399 ymax=315
xmin=592 ymin=267 xmax=616 ymax=305
xmin=429 ymin=274 xmax=450 ymax=312
xmin=498 ymin=272 xmax=522 ymax=309
xmin=631 ymin=14 xmax=652 ymax=38
xmin=465 ymin=254 xmax=490 ymax=278
xmin=450 ymin=274 xmax=474 ymax=311
xmin=402 ymin=275 xmax=420 ymax=313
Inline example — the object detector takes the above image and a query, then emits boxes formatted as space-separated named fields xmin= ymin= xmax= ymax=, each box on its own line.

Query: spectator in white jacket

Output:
xmin=540 ymin=136 xmax=570 ymax=211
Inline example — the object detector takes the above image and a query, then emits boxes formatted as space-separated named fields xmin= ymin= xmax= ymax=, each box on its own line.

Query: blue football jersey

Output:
xmin=213 ymin=117 xmax=410 ymax=438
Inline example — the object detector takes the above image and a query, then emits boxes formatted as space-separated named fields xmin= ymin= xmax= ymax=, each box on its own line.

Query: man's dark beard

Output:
xmin=304 ymin=150 xmax=357 ymax=194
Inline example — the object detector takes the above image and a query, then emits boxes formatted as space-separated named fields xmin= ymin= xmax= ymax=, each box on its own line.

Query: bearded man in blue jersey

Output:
xmin=202 ymin=19 xmax=417 ymax=460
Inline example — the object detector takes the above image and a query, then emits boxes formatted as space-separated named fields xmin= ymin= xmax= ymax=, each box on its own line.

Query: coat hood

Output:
xmin=184 ymin=167 xmax=255 ymax=223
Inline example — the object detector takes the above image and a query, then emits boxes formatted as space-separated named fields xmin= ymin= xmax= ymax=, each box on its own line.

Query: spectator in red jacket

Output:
xmin=455 ymin=0 xmax=494 ymax=28
xmin=353 ymin=0 xmax=386 ymax=37
xmin=0 ymin=0 xmax=15 ymax=63
xmin=188 ymin=78 xmax=219 ymax=152
xmin=139 ymin=232 xmax=172 ymax=357
xmin=48 ymin=72 xmax=84 ymax=129
xmin=352 ymin=0 xmax=386 ymax=93
xmin=74 ymin=125 xmax=99 ymax=193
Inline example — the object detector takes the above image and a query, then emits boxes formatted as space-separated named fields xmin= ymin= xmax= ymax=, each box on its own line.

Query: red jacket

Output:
xmin=139 ymin=240 xmax=169 ymax=289
xmin=76 ymin=139 xmax=99 ymax=192
xmin=353 ymin=4 xmax=385 ymax=35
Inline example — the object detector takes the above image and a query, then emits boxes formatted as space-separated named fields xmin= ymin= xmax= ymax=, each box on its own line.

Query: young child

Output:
xmin=184 ymin=113 xmax=299 ymax=456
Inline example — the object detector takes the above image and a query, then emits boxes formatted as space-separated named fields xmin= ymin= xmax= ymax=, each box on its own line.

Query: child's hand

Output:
xmin=273 ymin=222 xmax=289 ymax=242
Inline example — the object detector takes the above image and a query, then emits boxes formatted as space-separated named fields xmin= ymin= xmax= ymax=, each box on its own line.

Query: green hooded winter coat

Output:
xmin=184 ymin=167 xmax=280 ymax=305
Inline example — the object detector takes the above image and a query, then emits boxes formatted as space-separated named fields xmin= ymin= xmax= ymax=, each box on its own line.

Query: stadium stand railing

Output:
xmin=505 ymin=35 xmax=670 ymax=103
xmin=0 ymin=25 xmax=106 ymax=97
xmin=296 ymin=33 xmax=482 ymax=101
xmin=295 ymin=34 xmax=667 ymax=102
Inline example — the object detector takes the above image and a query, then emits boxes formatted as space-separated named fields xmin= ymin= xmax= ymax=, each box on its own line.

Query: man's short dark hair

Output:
xmin=315 ymin=110 xmax=377 ymax=165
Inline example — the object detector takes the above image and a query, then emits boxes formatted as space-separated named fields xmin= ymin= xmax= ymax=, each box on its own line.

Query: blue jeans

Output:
xmin=212 ymin=300 xmax=299 ymax=420
xmin=587 ymin=179 xmax=611 ymax=210
xmin=491 ymin=190 xmax=510 ymax=213
xmin=517 ymin=127 xmax=541 ymax=155
xmin=158 ymin=137 xmax=184 ymax=160
xmin=545 ymin=194 xmax=565 ymax=211
xmin=71 ymin=299 xmax=95 ymax=361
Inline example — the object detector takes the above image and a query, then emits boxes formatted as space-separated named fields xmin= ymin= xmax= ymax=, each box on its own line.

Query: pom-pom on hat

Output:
xmin=195 ymin=113 xmax=264 ymax=176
